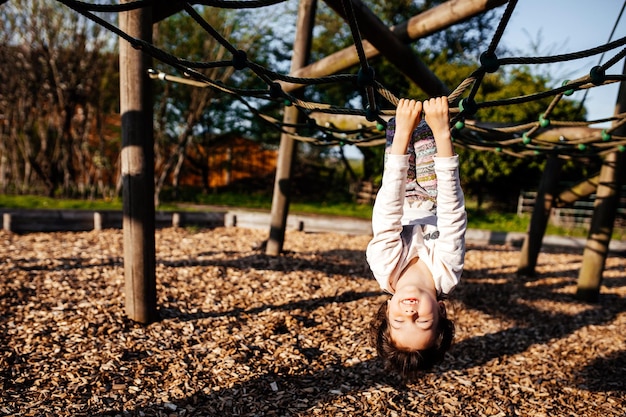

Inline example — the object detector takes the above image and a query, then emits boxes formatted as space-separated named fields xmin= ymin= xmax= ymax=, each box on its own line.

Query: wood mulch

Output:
xmin=1 ymin=227 xmax=624 ymax=416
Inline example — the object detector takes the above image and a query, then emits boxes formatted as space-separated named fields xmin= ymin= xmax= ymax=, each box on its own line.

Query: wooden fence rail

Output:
xmin=0 ymin=208 xmax=373 ymax=235
xmin=0 ymin=209 xmax=225 ymax=233
xmin=517 ymin=191 xmax=626 ymax=228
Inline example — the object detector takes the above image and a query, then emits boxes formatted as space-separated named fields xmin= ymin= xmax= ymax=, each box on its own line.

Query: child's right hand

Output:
xmin=423 ymin=96 xmax=454 ymax=157
xmin=390 ymin=99 xmax=422 ymax=155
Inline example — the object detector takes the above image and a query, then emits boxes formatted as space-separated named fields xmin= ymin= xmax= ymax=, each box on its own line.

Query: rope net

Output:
xmin=34 ymin=0 xmax=626 ymax=159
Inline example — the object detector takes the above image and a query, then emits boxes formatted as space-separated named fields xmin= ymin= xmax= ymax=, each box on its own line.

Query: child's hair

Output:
xmin=369 ymin=298 xmax=455 ymax=379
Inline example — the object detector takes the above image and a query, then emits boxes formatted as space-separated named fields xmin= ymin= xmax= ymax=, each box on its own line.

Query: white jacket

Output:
xmin=366 ymin=154 xmax=466 ymax=295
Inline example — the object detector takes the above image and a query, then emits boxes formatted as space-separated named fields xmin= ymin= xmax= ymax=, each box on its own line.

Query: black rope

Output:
xmin=54 ymin=0 xmax=288 ymax=13
xmin=578 ymin=0 xmax=626 ymax=112
xmin=341 ymin=0 xmax=378 ymax=120
xmin=10 ymin=0 xmax=626 ymax=158
xmin=458 ymin=0 xmax=519 ymax=118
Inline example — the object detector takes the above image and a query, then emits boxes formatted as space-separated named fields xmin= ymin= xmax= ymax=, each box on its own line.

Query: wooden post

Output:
xmin=3 ymin=213 xmax=11 ymax=232
xmin=266 ymin=0 xmax=317 ymax=256
xmin=576 ymin=152 xmax=626 ymax=301
xmin=576 ymin=59 xmax=626 ymax=302
xmin=119 ymin=2 xmax=158 ymax=323
xmin=517 ymin=155 xmax=563 ymax=276
xmin=94 ymin=212 xmax=103 ymax=231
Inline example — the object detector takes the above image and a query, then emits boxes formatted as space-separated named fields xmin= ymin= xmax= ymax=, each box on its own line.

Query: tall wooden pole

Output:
xmin=576 ymin=59 xmax=626 ymax=302
xmin=576 ymin=152 xmax=626 ymax=301
xmin=517 ymin=155 xmax=563 ymax=276
xmin=265 ymin=0 xmax=317 ymax=256
xmin=119 ymin=2 xmax=158 ymax=323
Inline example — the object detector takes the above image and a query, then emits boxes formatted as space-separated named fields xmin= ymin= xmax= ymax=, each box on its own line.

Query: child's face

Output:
xmin=386 ymin=286 xmax=444 ymax=351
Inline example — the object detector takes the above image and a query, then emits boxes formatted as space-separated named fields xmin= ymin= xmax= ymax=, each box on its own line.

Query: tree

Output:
xmin=0 ymin=0 xmax=118 ymax=197
xmin=151 ymin=4 xmax=287 ymax=204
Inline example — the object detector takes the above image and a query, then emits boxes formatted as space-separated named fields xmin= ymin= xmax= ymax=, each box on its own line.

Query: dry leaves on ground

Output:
xmin=1 ymin=227 xmax=625 ymax=416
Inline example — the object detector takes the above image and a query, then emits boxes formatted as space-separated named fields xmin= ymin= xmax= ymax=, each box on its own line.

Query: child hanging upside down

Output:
xmin=366 ymin=96 xmax=467 ymax=378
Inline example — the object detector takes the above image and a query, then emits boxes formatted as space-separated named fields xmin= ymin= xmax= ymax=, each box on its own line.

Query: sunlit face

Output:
xmin=387 ymin=285 xmax=444 ymax=351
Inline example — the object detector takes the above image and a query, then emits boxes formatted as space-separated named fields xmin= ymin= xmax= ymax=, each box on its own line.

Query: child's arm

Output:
xmin=389 ymin=99 xmax=422 ymax=155
xmin=423 ymin=96 xmax=453 ymax=157
xmin=423 ymin=96 xmax=467 ymax=295
xmin=366 ymin=99 xmax=422 ymax=292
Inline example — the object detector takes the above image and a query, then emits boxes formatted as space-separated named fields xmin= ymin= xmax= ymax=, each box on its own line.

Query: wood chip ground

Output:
xmin=1 ymin=227 xmax=624 ymax=416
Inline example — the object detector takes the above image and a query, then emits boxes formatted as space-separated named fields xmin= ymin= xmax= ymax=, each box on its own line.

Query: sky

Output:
xmin=498 ymin=0 xmax=626 ymax=127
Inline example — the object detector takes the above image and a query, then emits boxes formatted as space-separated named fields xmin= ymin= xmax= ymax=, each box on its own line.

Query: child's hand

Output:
xmin=390 ymin=99 xmax=422 ymax=155
xmin=423 ymin=96 xmax=453 ymax=157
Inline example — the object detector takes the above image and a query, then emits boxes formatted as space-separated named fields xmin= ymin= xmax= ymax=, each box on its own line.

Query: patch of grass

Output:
xmin=0 ymin=194 xmax=123 ymax=210
xmin=290 ymin=201 xmax=373 ymax=219
xmin=466 ymin=208 xmax=529 ymax=233
xmin=192 ymin=192 xmax=272 ymax=210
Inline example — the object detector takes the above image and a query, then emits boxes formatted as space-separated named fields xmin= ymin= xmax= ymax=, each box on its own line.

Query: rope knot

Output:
xmin=479 ymin=51 xmax=500 ymax=73
xmin=357 ymin=66 xmax=375 ymax=88
xmin=589 ymin=66 xmax=606 ymax=86
xmin=232 ymin=50 xmax=248 ymax=70
xmin=269 ymin=82 xmax=283 ymax=99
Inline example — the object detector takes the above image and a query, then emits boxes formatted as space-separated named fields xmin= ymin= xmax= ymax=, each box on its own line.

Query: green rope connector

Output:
xmin=455 ymin=120 xmax=465 ymax=130
xmin=284 ymin=99 xmax=292 ymax=107
xmin=495 ymin=147 xmax=502 ymax=153
xmin=589 ymin=66 xmax=606 ymax=86
xmin=534 ymin=150 xmax=540 ymax=155
xmin=619 ymin=145 xmax=625 ymax=152
xmin=522 ymin=133 xmax=531 ymax=145
xmin=561 ymin=80 xmax=574 ymax=96
xmin=578 ymin=143 xmax=587 ymax=151
xmin=459 ymin=98 xmax=477 ymax=117
xmin=601 ymin=129 xmax=612 ymax=141
xmin=539 ymin=114 xmax=550 ymax=128
xmin=376 ymin=123 xmax=384 ymax=131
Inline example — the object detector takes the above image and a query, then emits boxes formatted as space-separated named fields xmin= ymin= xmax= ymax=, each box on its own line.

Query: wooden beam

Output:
xmin=320 ymin=0 xmax=448 ymax=98
xmin=395 ymin=0 xmax=508 ymax=42
xmin=282 ymin=0 xmax=508 ymax=94
xmin=308 ymin=111 xmax=387 ymax=130
xmin=534 ymin=127 xmax=601 ymax=141
xmin=556 ymin=175 xmax=600 ymax=207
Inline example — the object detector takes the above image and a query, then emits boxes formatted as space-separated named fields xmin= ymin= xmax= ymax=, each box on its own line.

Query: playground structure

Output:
xmin=8 ymin=0 xmax=626 ymax=322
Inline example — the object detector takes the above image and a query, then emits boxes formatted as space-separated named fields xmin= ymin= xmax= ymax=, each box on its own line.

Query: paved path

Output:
xmin=3 ymin=206 xmax=625 ymax=253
